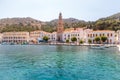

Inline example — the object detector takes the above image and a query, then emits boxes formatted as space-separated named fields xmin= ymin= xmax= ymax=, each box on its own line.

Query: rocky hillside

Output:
xmin=41 ymin=18 xmax=87 ymax=32
xmin=107 ymin=13 xmax=120 ymax=20
xmin=0 ymin=17 xmax=86 ymax=32
xmin=0 ymin=12 xmax=120 ymax=32
xmin=93 ymin=12 xmax=120 ymax=31
xmin=0 ymin=17 xmax=43 ymax=32
xmin=50 ymin=18 xmax=83 ymax=23
xmin=0 ymin=17 xmax=43 ymax=27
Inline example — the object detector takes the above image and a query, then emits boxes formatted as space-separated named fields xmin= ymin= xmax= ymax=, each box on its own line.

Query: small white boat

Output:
xmin=104 ymin=45 xmax=110 ymax=48
xmin=90 ymin=45 xmax=105 ymax=49
xmin=117 ymin=45 xmax=120 ymax=51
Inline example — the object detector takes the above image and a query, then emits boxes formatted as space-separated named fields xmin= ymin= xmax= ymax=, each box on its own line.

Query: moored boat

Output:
xmin=90 ymin=45 xmax=105 ymax=49
xmin=117 ymin=45 xmax=120 ymax=51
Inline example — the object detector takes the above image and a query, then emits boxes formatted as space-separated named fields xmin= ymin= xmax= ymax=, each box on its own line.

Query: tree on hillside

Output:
xmin=95 ymin=21 xmax=106 ymax=30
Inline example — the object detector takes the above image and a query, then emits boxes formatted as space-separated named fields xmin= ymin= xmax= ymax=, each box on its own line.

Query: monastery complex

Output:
xmin=0 ymin=13 xmax=120 ymax=44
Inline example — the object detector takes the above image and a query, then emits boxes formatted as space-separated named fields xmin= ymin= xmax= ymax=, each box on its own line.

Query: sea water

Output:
xmin=0 ymin=45 xmax=120 ymax=80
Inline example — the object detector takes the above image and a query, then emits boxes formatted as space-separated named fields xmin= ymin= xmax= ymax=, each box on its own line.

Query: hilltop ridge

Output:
xmin=0 ymin=12 xmax=120 ymax=32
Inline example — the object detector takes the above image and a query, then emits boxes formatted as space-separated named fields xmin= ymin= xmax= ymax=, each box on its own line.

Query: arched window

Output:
xmin=107 ymin=33 xmax=109 ymax=37
xmin=96 ymin=34 xmax=97 ymax=37
xmin=110 ymin=39 xmax=112 ymax=43
xmin=93 ymin=34 xmax=94 ymax=37
xmin=111 ymin=33 xmax=112 ymax=37
xmin=103 ymin=34 xmax=104 ymax=36
xmin=90 ymin=34 xmax=92 ymax=37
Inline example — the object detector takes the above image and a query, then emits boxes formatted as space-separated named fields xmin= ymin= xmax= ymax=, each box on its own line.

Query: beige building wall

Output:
xmin=30 ymin=30 xmax=57 ymax=42
xmin=39 ymin=31 xmax=51 ymax=41
xmin=62 ymin=28 xmax=90 ymax=43
xmin=51 ymin=32 xmax=57 ymax=41
xmin=0 ymin=33 xmax=2 ymax=43
xmin=87 ymin=30 xmax=115 ymax=44
xmin=30 ymin=31 xmax=41 ymax=40
xmin=117 ymin=30 xmax=120 ymax=44
xmin=29 ymin=30 xmax=41 ymax=43
xmin=2 ymin=32 xmax=29 ymax=44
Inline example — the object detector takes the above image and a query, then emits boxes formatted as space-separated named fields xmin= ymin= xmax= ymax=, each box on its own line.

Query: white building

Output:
xmin=30 ymin=30 xmax=52 ymax=43
xmin=117 ymin=30 xmax=120 ymax=44
xmin=62 ymin=28 xmax=87 ymax=42
xmin=2 ymin=32 xmax=29 ymax=44
xmin=30 ymin=31 xmax=41 ymax=40
xmin=83 ymin=29 xmax=93 ymax=43
xmin=87 ymin=30 xmax=116 ymax=44
xmin=39 ymin=31 xmax=51 ymax=41
xmin=28 ymin=29 xmax=118 ymax=44
xmin=51 ymin=32 xmax=57 ymax=41
xmin=0 ymin=29 xmax=117 ymax=44
xmin=0 ymin=33 xmax=2 ymax=43
xmin=29 ymin=30 xmax=41 ymax=43
xmin=30 ymin=30 xmax=57 ymax=42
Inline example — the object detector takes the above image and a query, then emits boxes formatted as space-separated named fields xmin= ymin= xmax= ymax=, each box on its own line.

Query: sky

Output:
xmin=0 ymin=0 xmax=120 ymax=21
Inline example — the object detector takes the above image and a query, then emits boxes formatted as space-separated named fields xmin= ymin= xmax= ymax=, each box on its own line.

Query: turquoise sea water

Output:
xmin=0 ymin=45 xmax=120 ymax=80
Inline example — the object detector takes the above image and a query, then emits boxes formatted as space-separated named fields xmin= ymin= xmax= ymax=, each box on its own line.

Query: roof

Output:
xmin=64 ymin=28 xmax=84 ymax=33
xmin=3 ymin=32 xmax=29 ymax=34
xmin=92 ymin=30 xmax=115 ymax=32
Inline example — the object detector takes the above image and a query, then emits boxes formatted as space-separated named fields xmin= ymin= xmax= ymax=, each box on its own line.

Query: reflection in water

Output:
xmin=55 ymin=52 xmax=65 ymax=79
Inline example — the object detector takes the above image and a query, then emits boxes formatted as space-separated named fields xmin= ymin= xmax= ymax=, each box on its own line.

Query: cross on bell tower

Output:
xmin=57 ymin=13 xmax=64 ymax=41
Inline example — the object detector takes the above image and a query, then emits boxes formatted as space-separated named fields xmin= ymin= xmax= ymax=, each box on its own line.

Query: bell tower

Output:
xmin=57 ymin=13 xmax=64 ymax=41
